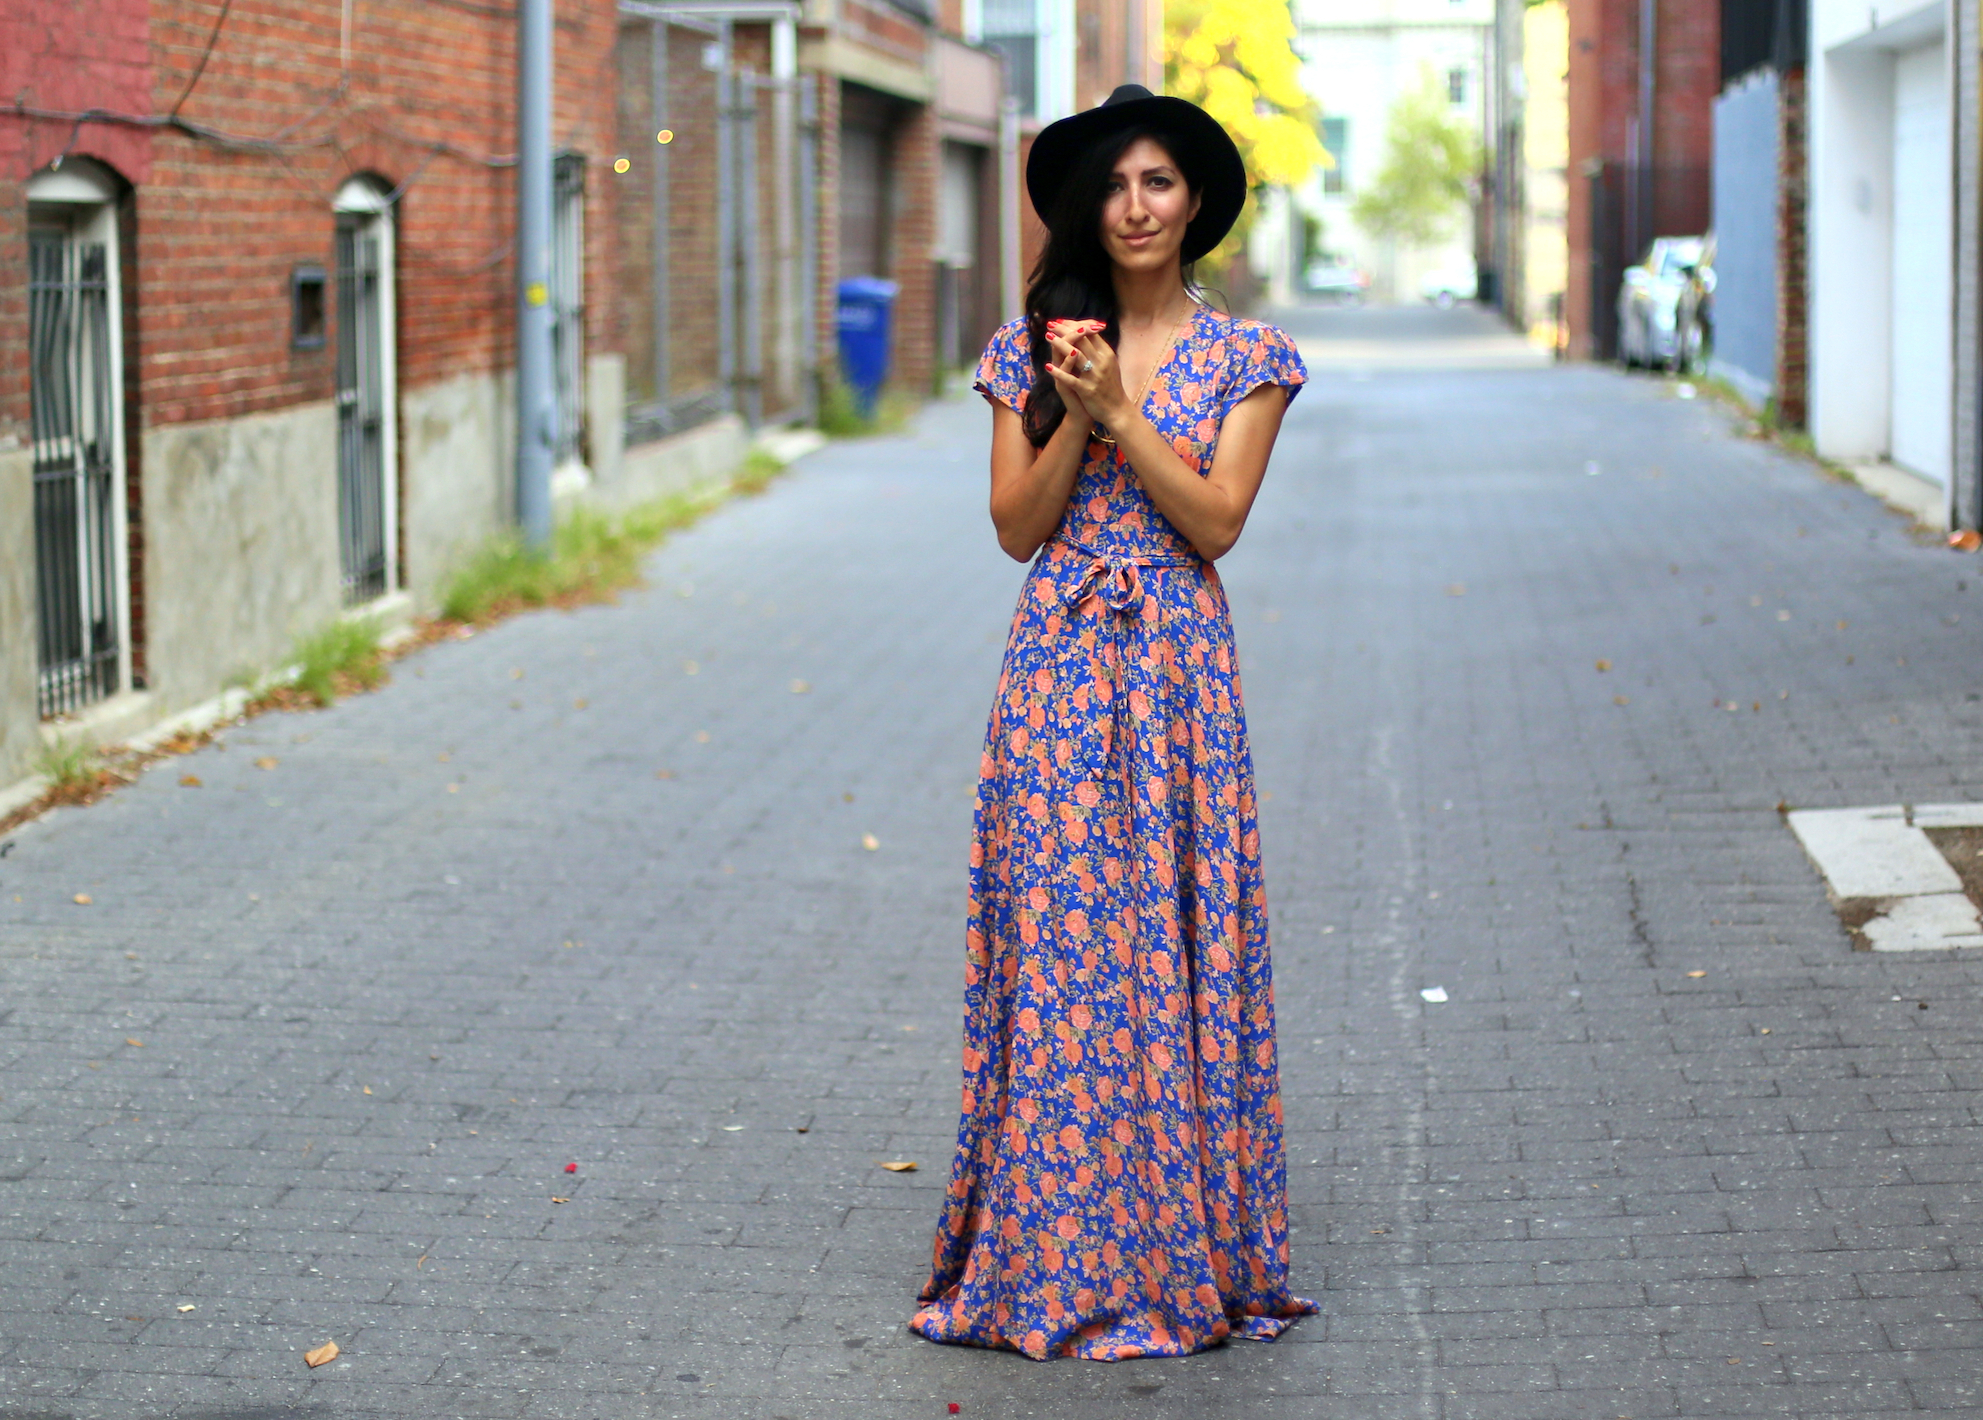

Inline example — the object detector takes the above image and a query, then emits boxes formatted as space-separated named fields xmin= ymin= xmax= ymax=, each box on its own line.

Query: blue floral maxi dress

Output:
xmin=910 ymin=308 xmax=1315 ymax=1361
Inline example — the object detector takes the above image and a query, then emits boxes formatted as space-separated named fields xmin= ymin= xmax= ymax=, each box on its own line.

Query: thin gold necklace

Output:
xmin=1093 ymin=301 xmax=1196 ymax=448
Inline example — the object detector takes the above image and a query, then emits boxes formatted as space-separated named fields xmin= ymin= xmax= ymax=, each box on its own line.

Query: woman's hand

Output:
xmin=1045 ymin=332 xmax=1129 ymax=427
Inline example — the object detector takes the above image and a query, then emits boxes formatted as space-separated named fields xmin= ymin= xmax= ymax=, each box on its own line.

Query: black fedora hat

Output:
xmin=1025 ymin=85 xmax=1247 ymax=264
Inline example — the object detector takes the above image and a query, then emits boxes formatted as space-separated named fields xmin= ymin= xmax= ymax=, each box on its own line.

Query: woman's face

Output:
xmin=1099 ymin=137 xmax=1201 ymax=275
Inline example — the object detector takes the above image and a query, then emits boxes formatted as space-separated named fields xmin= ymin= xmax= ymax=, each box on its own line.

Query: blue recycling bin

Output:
xmin=836 ymin=277 xmax=899 ymax=417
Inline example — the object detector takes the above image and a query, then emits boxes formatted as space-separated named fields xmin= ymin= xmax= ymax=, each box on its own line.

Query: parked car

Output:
xmin=1673 ymin=232 xmax=1716 ymax=375
xmin=1420 ymin=263 xmax=1477 ymax=307
xmin=1616 ymin=235 xmax=1706 ymax=370
xmin=1301 ymin=257 xmax=1370 ymax=305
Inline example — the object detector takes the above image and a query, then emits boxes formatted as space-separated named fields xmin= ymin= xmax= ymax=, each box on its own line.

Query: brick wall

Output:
xmin=1565 ymin=0 xmax=1718 ymax=359
xmin=0 ymin=0 xmax=154 ymax=439
xmin=1774 ymin=66 xmax=1808 ymax=429
xmin=889 ymin=99 xmax=938 ymax=397
xmin=114 ymin=0 xmax=622 ymax=431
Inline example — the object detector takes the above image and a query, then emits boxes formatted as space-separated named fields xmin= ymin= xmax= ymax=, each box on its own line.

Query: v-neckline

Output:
xmin=1128 ymin=304 xmax=1201 ymax=416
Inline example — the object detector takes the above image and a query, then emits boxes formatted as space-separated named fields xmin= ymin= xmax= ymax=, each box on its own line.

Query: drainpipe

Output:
xmin=516 ymin=0 xmax=555 ymax=552
xmin=772 ymin=16 xmax=797 ymax=423
xmin=999 ymin=94 xmax=1021 ymax=318
xmin=1635 ymin=0 xmax=1656 ymax=258
xmin=715 ymin=20 xmax=738 ymax=417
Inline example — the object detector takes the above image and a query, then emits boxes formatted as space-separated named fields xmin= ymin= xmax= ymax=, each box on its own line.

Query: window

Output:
xmin=333 ymin=177 xmax=397 ymax=605
xmin=27 ymin=158 xmax=130 ymax=720
xmin=1448 ymin=67 xmax=1468 ymax=105
xmin=291 ymin=265 xmax=326 ymax=349
xmin=1320 ymin=116 xmax=1348 ymax=195
xmin=981 ymin=0 xmax=1038 ymax=115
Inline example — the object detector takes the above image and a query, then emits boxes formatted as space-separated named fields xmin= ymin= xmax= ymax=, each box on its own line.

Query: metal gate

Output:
xmin=551 ymin=153 xmax=586 ymax=468
xmin=29 ymin=226 xmax=122 ymax=719
xmin=335 ymin=216 xmax=389 ymax=603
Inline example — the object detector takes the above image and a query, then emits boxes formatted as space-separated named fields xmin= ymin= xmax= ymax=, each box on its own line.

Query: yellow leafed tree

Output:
xmin=1165 ymin=0 xmax=1327 ymax=272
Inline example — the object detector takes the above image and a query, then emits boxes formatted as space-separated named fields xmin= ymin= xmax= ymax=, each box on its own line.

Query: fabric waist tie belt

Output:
xmin=1048 ymin=535 xmax=1201 ymax=614
xmin=1045 ymin=535 xmax=1203 ymax=800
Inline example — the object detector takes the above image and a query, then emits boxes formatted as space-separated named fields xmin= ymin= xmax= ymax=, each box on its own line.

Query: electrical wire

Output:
xmin=168 ymin=0 xmax=239 ymax=118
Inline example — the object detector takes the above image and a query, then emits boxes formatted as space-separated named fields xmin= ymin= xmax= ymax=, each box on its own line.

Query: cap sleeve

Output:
xmin=1221 ymin=322 xmax=1307 ymax=416
xmin=974 ymin=318 xmax=1034 ymax=415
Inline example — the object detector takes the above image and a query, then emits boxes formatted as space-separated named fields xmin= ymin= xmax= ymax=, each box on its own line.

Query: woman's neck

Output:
xmin=1112 ymin=263 xmax=1192 ymax=331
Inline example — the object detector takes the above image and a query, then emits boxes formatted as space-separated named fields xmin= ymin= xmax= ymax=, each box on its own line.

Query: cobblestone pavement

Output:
xmin=6 ymin=306 xmax=1983 ymax=1420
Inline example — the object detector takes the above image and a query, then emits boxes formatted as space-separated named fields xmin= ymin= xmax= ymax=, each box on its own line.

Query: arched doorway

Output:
xmin=333 ymin=177 xmax=399 ymax=605
xmin=27 ymin=158 xmax=130 ymax=720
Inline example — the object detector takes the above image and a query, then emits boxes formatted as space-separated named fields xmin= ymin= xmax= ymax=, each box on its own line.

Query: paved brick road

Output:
xmin=5 ymin=306 xmax=1983 ymax=1419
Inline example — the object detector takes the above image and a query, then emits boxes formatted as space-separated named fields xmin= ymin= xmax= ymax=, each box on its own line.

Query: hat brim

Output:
xmin=1025 ymin=94 xmax=1247 ymax=265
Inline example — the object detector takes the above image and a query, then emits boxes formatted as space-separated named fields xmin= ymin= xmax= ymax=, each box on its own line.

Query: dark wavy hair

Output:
xmin=1020 ymin=126 xmax=1203 ymax=448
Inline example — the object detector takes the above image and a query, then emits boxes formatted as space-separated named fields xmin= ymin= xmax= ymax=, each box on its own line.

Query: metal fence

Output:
xmin=29 ymin=228 xmax=122 ymax=719
xmin=552 ymin=152 xmax=587 ymax=468
xmin=335 ymin=217 xmax=389 ymax=604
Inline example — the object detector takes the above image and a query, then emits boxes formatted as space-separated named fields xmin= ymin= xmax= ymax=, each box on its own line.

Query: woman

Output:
xmin=909 ymin=85 xmax=1315 ymax=1362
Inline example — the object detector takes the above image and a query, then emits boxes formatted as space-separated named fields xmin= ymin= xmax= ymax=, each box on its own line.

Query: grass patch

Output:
xmin=38 ymin=737 xmax=102 ymax=796
xmin=818 ymin=377 xmax=916 ymax=438
xmin=437 ymin=481 xmax=737 ymax=626
xmin=291 ymin=616 xmax=387 ymax=707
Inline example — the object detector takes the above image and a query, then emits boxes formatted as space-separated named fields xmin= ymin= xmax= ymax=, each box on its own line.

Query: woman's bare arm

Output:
xmin=987 ymin=333 xmax=1093 ymax=562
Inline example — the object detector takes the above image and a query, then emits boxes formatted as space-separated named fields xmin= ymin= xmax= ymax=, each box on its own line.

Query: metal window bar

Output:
xmin=551 ymin=153 xmax=587 ymax=467
xmin=335 ymin=218 xmax=389 ymax=603
xmin=29 ymin=229 xmax=122 ymax=719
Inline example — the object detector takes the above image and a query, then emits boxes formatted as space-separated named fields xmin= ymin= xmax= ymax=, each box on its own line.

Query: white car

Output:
xmin=1420 ymin=264 xmax=1477 ymax=307
xmin=1616 ymin=236 xmax=1706 ymax=369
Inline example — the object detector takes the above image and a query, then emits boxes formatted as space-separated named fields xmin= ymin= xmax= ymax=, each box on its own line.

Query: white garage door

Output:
xmin=1889 ymin=40 xmax=1950 ymax=485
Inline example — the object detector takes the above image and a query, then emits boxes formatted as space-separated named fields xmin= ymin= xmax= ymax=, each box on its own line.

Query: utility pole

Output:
xmin=516 ymin=0 xmax=555 ymax=553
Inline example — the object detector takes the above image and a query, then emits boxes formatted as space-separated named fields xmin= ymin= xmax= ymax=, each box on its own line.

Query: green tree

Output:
xmin=1350 ymin=71 xmax=1481 ymax=247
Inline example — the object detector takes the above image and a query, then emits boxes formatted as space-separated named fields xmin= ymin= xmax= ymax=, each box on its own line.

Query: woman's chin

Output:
xmin=1107 ymin=242 xmax=1179 ymax=272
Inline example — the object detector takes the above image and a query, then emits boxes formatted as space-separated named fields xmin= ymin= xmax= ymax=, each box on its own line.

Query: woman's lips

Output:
xmin=1120 ymin=231 xmax=1157 ymax=247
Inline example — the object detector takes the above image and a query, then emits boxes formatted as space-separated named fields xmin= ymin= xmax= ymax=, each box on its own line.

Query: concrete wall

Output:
xmin=0 ymin=449 xmax=38 ymax=787
xmin=400 ymin=369 xmax=511 ymax=608
xmin=141 ymin=402 xmax=343 ymax=709
xmin=1810 ymin=40 xmax=1895 ymax=461
xmin=611 ymin=414 xmax=751 ymax=510
xmin=1710 ymin=69 xmax=1780 ymax=408
xmin=1808 ymin=0 xmax=1951 ymax=472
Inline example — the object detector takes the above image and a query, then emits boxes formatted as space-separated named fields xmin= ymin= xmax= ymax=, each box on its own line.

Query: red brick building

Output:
xmin=0 ymin=0 xmax=1034 ymax=799
xmin=1564 ymin=0 xmax=1718 ymax=358
xmin=0 ymin=0 xmax=626 ymax=790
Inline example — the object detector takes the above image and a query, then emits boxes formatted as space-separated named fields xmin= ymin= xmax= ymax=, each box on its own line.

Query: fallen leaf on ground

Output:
xmin=73 ymin=894 xmax=92 ymax=906
xmin=573 ymin=698 xmax=588 ymax=710
xmin=655 ymin=768 xmax=675 ymax=779
xmin=1686 ymin=970 xmax=1708 ymax=979
xmin=791 ymin=679 xmax=811 ymax=694
xmin=1613 ymin=694 xmax=1629 ymax=706
xmin=722 ymin=1124 xmax=745 ymax=1131
xmin=1446 ymin=583 xmax=1466 ymax=597
xmin=550 ymin=1196 xmax=569 ymax=1204
xmin=362 ymin=1086 xmax=372 ymax=1095
xmin=417 ymin=1254 xmax=427 ymax=1268
xmin=862 ymin=833 xmax=879 ymax=851
xmin=254 ymin=757 xmax=278 ymax=770
xmin=1595 ymin=659 xmax=1611 ymax=672
xmin=303 ymin=1340 xmax=339 ymax=1368
xmin=879 ymin=1161 xmax=918 ymax=1173
xmin=179 ymin=775 xmax=202 ymax=788
xmin=125 ymin=1038 xmax=144 ymax=1048
xmin=177 ymin=1304 xmax=196 ymax=1313
xmin=1951 ymin=529 xmax=1980 ymax=552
